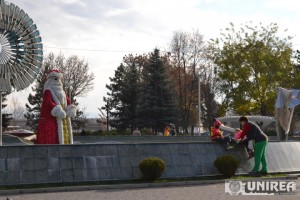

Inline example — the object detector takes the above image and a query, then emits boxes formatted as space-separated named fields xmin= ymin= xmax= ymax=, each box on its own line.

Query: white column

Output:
xmin=198 ymin=74 xmax=201 ymax=135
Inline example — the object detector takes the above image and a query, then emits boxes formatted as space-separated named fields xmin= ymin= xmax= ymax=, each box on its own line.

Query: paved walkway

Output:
xmin=1 ymin=179 xmax=300 ymax=200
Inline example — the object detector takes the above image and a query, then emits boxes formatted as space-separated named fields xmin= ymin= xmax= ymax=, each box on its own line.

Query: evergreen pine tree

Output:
xmin=118 ymin=62 xmax=140 ymax=132
xmin=138 ymin=49 xmax=178 ymax=133
xmin=99 ymin=96 xmax=112 ymax=133
xmin=24 ymin=63 xmax=52 ymax=131
xmin=105 ymin=60 xmax=140 ymax=132
xmin=105 ymin=63 xmax=126 ymax=130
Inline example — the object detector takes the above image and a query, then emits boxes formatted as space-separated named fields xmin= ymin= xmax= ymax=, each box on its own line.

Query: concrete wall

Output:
xmin=0 ymin=141 xmax=300 ymax=186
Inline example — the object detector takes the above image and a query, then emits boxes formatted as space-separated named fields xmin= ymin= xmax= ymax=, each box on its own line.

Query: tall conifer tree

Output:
xmin=105 ymin=59 xmax=140 ymax=132
xmin=138 ymin=49 xmax=178 ymax=133
xmin=24 ymin=64 xmax=52 ymax=131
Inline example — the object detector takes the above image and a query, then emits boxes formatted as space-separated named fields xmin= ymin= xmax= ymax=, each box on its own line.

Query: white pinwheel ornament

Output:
xmin=0 ymin=0 xmax=43 ymax=145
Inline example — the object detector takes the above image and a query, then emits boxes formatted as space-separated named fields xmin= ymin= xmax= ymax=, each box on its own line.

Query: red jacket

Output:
xmin=210 ymin=126 xmax=223 ymax=141
xmin=236 ymin=121 xmax=268 ymax=143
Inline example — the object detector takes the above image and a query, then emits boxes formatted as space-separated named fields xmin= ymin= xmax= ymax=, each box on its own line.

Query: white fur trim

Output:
xmin=51 ymin=105 xmax=66 ymax=118
xmin=46 ymin=89 xmax=75 ymax=144
xmin=66 ymin=104 xmax=77 ymax=118
xmin=47 ymin=89 xmax=60 ymax=104
xmin=46 ymin=88 xmax=67 ymax=107
xmin=47 ymin=71 xmax=63 ymax=80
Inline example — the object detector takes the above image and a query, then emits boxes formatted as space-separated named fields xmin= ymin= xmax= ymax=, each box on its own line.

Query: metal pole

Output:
xmin=198 ymin=74 xmax=201 ymax=135
xmin=106 ymin=101 xmax=109 ymax=133
xmin=0 ymin=92 xmax=2 ymax=146
xmin=69 ymin=83 xmax=71 ymax=101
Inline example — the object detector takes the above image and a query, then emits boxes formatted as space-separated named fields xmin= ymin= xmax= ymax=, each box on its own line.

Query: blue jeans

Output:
xmin=214 ymin=136 xmax=232 ymax=144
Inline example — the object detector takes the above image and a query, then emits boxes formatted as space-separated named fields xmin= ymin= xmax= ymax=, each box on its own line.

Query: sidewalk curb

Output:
xmin=0 ymin=176 xmax=298 ymax=195
xmin=0 ymin=179 xmax=223 ymax=195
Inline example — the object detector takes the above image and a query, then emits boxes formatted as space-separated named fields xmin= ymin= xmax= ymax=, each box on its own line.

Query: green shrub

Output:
xmin=139 ymin=157 xmax=166 ymax=181
xmin=214 ymin=155 xmax=240 ymax=178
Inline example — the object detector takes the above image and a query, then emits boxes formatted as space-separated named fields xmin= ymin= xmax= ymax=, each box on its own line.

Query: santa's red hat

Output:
xmin=213 ymin=119 xmax=222 ymax=127
xmin=47 ymin=69 xmax=63 ymax=79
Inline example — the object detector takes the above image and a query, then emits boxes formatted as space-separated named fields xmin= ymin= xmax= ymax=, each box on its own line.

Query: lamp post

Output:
xmin=0 ymin=92 xmax=2 ymax=146
xmin=106 ymin=99 xmax=110 ymax=133
xmin=297 ymin=50 xmax=300 ymax=69
xmin=198 ymin=73 xmax=201 ymax=135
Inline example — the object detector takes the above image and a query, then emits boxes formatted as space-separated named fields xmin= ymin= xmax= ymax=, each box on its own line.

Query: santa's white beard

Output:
xmin=44 ymin=79 xmax=67 ymax=106
xmin=52 ymin=86 xmax=66 ymax=105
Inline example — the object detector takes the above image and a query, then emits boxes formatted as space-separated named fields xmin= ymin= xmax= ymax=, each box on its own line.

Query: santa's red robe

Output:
xmin=37 ymin=89 xmax=72 ymax=144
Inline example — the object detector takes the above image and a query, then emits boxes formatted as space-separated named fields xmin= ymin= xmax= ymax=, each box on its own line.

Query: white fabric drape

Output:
xmin=275 ymin=87 xmax=300 ymax=135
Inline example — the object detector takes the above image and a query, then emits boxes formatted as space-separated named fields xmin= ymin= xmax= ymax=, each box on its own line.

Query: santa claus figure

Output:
xmin=37 ymin=69 xmax=77 ymax=144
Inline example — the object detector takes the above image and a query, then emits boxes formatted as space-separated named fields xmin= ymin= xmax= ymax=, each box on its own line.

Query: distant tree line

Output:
xmin=102 ymin=49 xmax=178 ymax=134
xmin=102 ymin=22 xmax=300 ymax=134
xmin=2 ymin=22 xmax=300 ymax=135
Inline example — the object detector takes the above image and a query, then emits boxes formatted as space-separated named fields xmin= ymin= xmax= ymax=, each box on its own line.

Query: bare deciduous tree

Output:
xmin=72 ymin=106 xmax=89 ymax=134
xmin=45 ymin=53 xmax=95 ymax=101
xmin=8 ymin=97 xmax=26 ymax=120
xmin=169 ymin=30 xmax=208 ymax=133
xmin=25 ymin=52 xmax=95 ymax=131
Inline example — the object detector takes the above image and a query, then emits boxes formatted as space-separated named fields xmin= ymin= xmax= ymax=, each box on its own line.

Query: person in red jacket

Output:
xmin=211 ymin=119 xmax=254 ymax=158
xmin=210 ymin=119 xmax=234 ymax=149
xmin=236 ymin=116 xmax=268 ymax=176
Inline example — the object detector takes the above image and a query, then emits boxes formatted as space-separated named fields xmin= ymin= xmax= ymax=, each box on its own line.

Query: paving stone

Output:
xmin=34 ymin=158 xmax=48 ymax=170
xmin=20 ymin=147 xmax=34 ymax=158
xmin=33 ymin=146 xmax=48 ymax=157
xmin=48 ymin=157 xmax=60 ymax=170
xmin=117 ymin=145 xmax=137 ymax=156
xmin=0 ymin=148 xmax=7 ymax=158
xmin=47 ymin=169 xmax=61 ymax=182
xmin=7 ymin=158 xmax=21 ymax=171
xmin=59 ymin=146 xmax=72 ymax=157
xmin=7 ymin=147 xmax=20 ymax=158
xmin=20 ymin=170 xmax=35 ymax=183
xmin=60 ymin=157 xmax=73 ymax=170
xmin=0 ymin=172 xmax=6 ymax=184
xmin=95 ymin=145 xmax=118 ymax=156
xmin=35 ymin=170 xmax=49 ymax=182
xmin=0 ymin=159 xmax=6 ymax=172
xmin=47 ymin=146 xmax=60 ymax=157
xmin=86 ymin=169 xmax=99 ymax=180
xmin=98 ymin=167 xmax=111 ymax=180
xmin=61 ymin=169 xmax=74 ymax=182
xmin=6 ymin=171 xmax=20 ymax=184
xmin=73 ymin=169 xmax=86 ymax=181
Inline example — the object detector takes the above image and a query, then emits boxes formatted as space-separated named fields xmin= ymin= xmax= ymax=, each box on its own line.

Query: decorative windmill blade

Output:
xmin=0 ymin=0 xmax=43 ymax=146
xmin=0 ymin=0 xmax=43 ymax=92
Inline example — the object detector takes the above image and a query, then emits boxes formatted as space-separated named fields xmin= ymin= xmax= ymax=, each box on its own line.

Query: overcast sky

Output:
xmin=5 ymin=0 xmax=300 ymax=118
